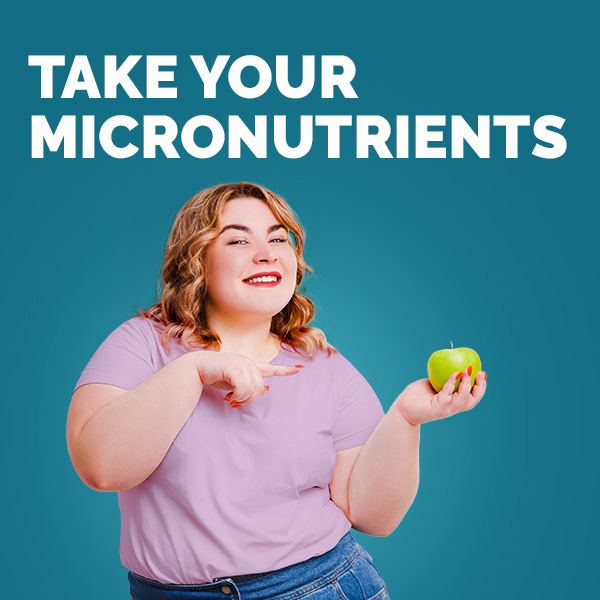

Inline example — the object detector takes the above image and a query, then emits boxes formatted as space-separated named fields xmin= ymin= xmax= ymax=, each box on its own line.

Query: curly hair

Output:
xmin=139 ymin=182 xmax=336 ymax=359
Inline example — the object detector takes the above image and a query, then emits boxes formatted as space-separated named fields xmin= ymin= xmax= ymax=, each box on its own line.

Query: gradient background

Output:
xmin=2 ymin=1 xmax=598 ymax=598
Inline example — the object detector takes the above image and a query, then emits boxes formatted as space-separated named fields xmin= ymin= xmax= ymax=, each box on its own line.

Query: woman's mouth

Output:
xmin=242 ymin=273 xmax=282 ymax=287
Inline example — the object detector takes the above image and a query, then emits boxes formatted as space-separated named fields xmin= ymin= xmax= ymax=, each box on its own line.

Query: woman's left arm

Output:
xmin=346 ymin=368 xmax=487 ymax=536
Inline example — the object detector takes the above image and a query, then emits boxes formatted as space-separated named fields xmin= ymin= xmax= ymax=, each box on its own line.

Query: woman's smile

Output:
xmin=242 ymin=271 xmax=282 ymax=286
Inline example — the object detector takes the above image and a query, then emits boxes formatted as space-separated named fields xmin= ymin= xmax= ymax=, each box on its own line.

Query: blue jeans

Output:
xmin=128 ymin=532 xmax=390 ymax=600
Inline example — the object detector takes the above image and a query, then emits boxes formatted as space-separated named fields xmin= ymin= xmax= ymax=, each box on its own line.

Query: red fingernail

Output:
xmin=456 ymin=372 xmax=462 ymax=379
xmin=223 ymin=397 xmax=230 ymax=401
xmin=467 ymin=365 xmax=472 ymax=376
xmin=265 ymin=386 xmax=270 ymax=391
xmin=295 ymin=365 xmax=305 ymax=369
xmin=484 ymin=371 xmax=487 ymax=381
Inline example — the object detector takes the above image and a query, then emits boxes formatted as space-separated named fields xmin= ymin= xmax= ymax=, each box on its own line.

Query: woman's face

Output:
xmin=204 ymin=198 xmax=298 ymax=326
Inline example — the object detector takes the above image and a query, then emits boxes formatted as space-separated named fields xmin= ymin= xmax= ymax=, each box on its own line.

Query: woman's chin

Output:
xmin=244 ymin=293 xmax=294 ymax=317
xmin=227 ymin=302 xmax=288 ymax=323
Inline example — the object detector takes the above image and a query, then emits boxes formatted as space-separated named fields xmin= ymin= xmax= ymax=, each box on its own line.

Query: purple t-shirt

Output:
xmin=75 ymin=317 xmax=384 ymax=584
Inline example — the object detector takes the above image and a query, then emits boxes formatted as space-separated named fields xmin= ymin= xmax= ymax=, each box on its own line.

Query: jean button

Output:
xmin=221 ymin=585 xmax=232 ymax=594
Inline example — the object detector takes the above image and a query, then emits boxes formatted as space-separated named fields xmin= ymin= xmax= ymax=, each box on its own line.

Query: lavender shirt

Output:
xmin=75 ymin=317 xmax=384 ymax=584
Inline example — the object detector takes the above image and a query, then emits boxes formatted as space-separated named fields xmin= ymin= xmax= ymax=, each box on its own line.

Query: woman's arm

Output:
xmin=346 ymin=369 xmax=486 ymax=536
xmin=346 ymin=409 xmax=420 ymax=537
xmin=67 ymin=352 xmax=301 ymax=493
xmin=67 ymin=352 xmax=205 ymax=492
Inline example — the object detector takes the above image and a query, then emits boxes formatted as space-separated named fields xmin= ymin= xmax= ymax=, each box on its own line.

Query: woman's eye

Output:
xmin=228 ymin=237 xmax=287 ymax=245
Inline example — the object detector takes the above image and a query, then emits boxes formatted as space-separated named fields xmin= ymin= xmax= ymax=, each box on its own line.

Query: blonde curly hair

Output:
xmin=139 ymin=182 xmax=336 ymax=359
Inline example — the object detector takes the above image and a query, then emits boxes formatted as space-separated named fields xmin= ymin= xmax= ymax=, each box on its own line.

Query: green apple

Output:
xmin=427 ymin=343 xmax=482 ymax=393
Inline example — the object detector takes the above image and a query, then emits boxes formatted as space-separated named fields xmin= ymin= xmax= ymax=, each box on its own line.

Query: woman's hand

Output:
xmin=194 ymin=351 xmax=303 ymax=408
xmin=395 ymin=368 xmax=487 ymax=426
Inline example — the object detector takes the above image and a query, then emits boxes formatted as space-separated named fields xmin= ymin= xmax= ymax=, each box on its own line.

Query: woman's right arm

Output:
xmin=67 ymin=352 xmax=204 ymax=493
xmin=67 ymin=351 xmax=302 ymax=493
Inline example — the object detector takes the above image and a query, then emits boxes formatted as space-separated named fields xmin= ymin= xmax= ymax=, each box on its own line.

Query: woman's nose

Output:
xmin=253 ymin=240 xmax=278 ymax=263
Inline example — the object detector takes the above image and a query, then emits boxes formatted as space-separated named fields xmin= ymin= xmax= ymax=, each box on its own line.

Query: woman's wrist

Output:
xmin=393 ymin=395 xmax=420 ymax=427
xmin=185 ymin=350 xmax=209 ymax=382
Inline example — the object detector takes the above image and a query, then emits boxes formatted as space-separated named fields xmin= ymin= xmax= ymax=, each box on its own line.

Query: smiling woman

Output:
xmin=67 ymin=182 xmax=432 ymax=600
xmin=140 ymin=182 xmax=330 ymax=361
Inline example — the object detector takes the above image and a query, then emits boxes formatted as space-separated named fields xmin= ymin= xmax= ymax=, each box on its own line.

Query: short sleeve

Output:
xmin=74 ymin=317 xmax=156 ymax=393
xmin=332 ymin=356 xmax=385 ymax=452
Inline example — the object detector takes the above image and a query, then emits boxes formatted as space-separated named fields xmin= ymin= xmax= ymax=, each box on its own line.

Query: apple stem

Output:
xmin=450 ymin=341 xmax=453 ymax=349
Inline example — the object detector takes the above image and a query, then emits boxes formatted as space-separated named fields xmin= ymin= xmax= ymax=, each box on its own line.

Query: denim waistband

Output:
xmin=128 ymin=532 xmax=360 ymax=600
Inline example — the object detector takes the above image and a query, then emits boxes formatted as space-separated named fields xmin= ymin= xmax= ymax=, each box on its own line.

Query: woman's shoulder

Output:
xmin=112 ymin=314 xmax=162 ymax=338
xmin=103 ymin=315 xmax=171 ymax=354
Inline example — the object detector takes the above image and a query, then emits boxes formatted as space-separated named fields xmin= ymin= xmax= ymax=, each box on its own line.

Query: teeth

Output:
xmin=246 ymin=276 xmax=279 ymax=283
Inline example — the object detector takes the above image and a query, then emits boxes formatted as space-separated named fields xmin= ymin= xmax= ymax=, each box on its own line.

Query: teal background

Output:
xmin=2 ymin=1 xmax=598 ymax=598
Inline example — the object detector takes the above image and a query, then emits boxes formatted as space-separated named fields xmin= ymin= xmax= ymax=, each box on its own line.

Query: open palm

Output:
xmin=397 ymin=369 xmax=487 ymax=426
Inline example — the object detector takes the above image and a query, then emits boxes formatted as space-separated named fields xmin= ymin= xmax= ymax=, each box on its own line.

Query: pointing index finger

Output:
xmin=258 ymin=363 xmax=305 ymax=378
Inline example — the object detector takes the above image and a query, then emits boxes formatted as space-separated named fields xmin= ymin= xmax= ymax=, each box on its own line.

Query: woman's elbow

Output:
xmin=67 ymin=435 xmax=111 ymax=492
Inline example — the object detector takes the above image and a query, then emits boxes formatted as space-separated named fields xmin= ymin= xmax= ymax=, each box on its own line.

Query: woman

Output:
xmin=67 ymin=182 xmax=486 ymax=600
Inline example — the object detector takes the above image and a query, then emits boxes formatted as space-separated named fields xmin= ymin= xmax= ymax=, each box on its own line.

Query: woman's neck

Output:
xmin=208 ymin=316 xmax=281 ymax=362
